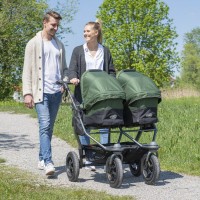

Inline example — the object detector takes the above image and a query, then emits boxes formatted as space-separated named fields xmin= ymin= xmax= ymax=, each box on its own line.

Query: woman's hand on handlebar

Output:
xmin=70 ymin=78 xmax=80 ymax=86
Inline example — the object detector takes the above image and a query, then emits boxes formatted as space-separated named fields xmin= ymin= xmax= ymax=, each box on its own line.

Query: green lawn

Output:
xmin=157 ymin=97 xmax=200 ymax=175
xmin=0 ymin=101 xmax=134 ymax=199
xmin=0 ymin=97 xmax=200 ymax=177
xmin=0 ymin=163 xmax=133 ymax=200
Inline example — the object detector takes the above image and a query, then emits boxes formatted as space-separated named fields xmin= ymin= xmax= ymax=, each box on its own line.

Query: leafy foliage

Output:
xmin=96 ymin=0 xmax=179 ymax=86
xmin=47 ymin=0 xmax=79 ymax=42
xmin=0 ymin=0 xmax=48 ymax=100
xmin=180 ymin=27 xmax=200 ymax=90
xmin=0 ymin=0 xmax=78 ymax=100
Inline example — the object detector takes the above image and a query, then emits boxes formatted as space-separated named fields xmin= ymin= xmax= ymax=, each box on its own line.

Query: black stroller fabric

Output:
xmin=72 ymin=96 xmax=85 ymax=135
xmin=80 ymin=70 xmax=126 ymax=127
xmin=117 ymin=69 xmax=161 ymax=126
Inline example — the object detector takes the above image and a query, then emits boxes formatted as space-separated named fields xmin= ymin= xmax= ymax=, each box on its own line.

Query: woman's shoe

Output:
xmin=85 ymin=160 xmax=96 ymax=171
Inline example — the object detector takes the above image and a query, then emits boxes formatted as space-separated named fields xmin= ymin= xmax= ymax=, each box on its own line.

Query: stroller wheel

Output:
xmin=66 ymin=151 xmax=80 ymax=182
xmin=141 ymin=153 xmax=160 ymax=185
xmin=129 ymin=160 xmax=141 ymax=177
xmin=106 ymin=155 xmax=123 ymax=188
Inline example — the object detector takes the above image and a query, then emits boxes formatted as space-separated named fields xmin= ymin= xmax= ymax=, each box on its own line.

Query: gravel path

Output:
xmin=0 ymin=112 xmax=200 ymax=200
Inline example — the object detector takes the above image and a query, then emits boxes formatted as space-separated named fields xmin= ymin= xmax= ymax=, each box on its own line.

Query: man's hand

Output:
xmin=24 ymin=94 xmax=34 ymax=109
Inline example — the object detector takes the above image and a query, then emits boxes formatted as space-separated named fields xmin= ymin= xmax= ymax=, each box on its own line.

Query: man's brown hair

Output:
xmin=43 ymin=10 xmax=62 ymax=22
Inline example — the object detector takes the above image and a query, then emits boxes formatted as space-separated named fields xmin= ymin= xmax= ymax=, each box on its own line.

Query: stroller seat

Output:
xmin=117 ymin=69 xmax=161 ymax=126
xmin=80 ymin=70 xmax=126 ymax=128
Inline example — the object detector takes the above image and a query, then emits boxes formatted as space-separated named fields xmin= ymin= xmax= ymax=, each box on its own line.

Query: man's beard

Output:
xmin=48 ymin=29 xmax=56 ymax=37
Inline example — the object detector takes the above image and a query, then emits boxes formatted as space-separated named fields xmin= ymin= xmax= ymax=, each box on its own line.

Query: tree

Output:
xmin=96 ymin=0 xmax=179 ymax=86
xmin=180 ymin=27 xmax=200 ymax=89
xmin=0 ymin=0 xmax=78 ymax=100
xmin=0 ymin=0 xmax=47 ymax=99
xmin=47 ymin=0 xmax=79 ymax=42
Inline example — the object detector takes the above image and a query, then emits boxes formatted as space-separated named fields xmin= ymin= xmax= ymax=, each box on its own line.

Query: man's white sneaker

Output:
xmin=45 ymin=163 xmax=55 ymax=176
xmin=38 ymin=160 xmax=45 ymax=170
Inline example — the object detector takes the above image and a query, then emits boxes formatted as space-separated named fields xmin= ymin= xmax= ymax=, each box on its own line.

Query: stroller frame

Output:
xmin=58 ymin=80 xmax=160 ymax=188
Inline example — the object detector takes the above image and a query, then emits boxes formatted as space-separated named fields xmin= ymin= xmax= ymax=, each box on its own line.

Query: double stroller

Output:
xmin=59 ymin=69 xmax=161 ymax=188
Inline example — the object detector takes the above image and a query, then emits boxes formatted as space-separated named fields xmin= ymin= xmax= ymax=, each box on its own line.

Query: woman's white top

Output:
xmin=83 ymin=43 xmax=104 ymax=71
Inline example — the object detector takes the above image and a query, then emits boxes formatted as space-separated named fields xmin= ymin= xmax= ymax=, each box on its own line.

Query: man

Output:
xmin=22 ymin=11 xmax=68 ymax=176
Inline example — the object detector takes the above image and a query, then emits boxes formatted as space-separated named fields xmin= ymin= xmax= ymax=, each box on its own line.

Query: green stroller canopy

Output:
xmin=117 ymin=70 xmax=161 ymax=104
xmin=81 ymin=70 xmax=125 ymax=110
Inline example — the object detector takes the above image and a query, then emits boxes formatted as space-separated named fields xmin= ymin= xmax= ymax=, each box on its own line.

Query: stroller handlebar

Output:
xmin=56 ymin=80 xmax=72 ymax=90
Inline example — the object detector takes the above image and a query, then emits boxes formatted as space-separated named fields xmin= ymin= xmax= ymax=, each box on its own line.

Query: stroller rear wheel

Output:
xmin=106 ymin=155 xmax=123 ymax=188
xmin=141 ymin=153 xmax=160 ymax=185
xmin=129 ymin=160 xmax=141 ymax=177
xmin=66 ymin=151 xmax=80 ymax=182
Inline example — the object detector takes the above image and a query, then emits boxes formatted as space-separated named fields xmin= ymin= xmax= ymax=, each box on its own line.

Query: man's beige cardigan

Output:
xmin=22 ymin=31 xmax=68 ymax=103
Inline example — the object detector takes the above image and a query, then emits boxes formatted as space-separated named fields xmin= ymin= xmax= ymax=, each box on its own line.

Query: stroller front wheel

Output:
xmin=66 ymin=151 xmax=80 ymax=182
xmin=106 ymin=155 xmax=123 ymax=188
xmin=141 ymin=153 xmax=160 ymax=185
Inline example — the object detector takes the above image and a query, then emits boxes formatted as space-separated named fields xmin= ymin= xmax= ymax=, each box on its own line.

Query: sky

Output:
xmin=50 ymin=0 xmax=200 ymax=75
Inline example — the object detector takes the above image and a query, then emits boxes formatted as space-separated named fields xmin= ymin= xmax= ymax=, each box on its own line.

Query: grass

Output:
xmin=0 ymin=158 xmax=6 ymax=163
xmin=0 ymin=101 xmax=134 ymax=199
xmin=94 ymin=97 xmax=200 ymax=176
xmin=162 ymin=87 xmax=200 ymax=99
xmin=0 ymin=100 xmax=37 ymax=118
xmin=0 ymin=98 xmax=200 ymax=177
xmin=157 ymin=97 xmax=200 ymax=175
xmin=0 ymin=165 xmax=133 ymax=200
xmin=54 ymin=103 xmax=77 ymax=146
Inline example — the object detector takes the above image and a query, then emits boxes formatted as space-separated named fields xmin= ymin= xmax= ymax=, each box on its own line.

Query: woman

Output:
xmin=68 ymin=21 xmax=115 ymax=170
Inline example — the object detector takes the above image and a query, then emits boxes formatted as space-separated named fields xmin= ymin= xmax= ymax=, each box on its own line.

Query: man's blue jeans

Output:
xmin=35 ymin=92 xmax=62 ymax=165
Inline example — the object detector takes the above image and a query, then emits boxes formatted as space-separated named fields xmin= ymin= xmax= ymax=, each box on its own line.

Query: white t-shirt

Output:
xmin=83 ymin=43 xmax=104 ymax=71
xmin=43 ymin=38 xmax=61 ymax=94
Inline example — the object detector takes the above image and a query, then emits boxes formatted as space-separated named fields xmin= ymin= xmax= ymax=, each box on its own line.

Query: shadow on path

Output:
xmin=0 ymin=132 xmax=35 ymax=150
xmin=54 ymin=164 xmax=184 ymax=188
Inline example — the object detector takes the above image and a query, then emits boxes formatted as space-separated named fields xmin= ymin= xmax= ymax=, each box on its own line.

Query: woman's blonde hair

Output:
xmin=85 ymin=19 xmax=103 ymax=44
